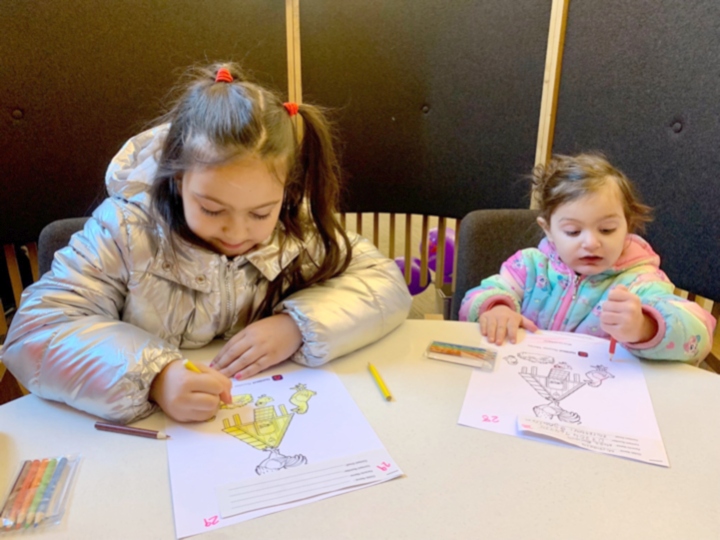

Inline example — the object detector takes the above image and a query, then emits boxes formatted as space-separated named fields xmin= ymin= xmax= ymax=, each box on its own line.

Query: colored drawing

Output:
xmin=289 ymin=384 xmax=316 ymax=414
xmin=220 ymin=394 xmax=253 ymax=410
xmin=221 ymin=383 xmax=317 ymax=475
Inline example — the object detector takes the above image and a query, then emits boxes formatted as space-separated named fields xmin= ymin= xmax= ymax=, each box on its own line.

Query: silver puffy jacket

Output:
xmin=2 ymin=126 xmax=412 ymax=423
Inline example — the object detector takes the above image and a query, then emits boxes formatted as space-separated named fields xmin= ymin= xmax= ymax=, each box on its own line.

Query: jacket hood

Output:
xmin=539 ymin=234 xmax=661 ymax=275
xmin=105 ymin=125 xmax=168 ymax=207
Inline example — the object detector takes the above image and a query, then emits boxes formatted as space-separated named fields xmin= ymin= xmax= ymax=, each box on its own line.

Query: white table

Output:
xmin=1 ymin=320 xmax=719 ymax=539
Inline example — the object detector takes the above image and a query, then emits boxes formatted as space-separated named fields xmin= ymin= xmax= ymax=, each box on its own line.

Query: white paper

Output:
xmin=217 ymin=448 xmax=400 ymax=518
xmin=517 ymin=416 xmax=669 ymax=466
xmin=166 ymin=369 xmax=402 ymax=539
xmin=458 ymin=331 xmax=668 ymax=466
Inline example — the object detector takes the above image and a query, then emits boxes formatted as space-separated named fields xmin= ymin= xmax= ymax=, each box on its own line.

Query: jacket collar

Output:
xmin=148 ymin=225 xmax=303 ymax=292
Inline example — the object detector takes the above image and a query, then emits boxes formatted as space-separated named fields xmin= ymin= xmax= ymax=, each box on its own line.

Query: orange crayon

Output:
xmin=15 ymin=459 xmax=49 ymax=528
xmin=4 ymin=459 xmax=40 ymax=530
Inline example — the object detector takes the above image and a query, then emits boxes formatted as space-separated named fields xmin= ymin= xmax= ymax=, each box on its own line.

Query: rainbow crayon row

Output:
xmin=426 ymin=341 xmax=498 ymax=371
xmin=0 ymin=456 xmax=71 ymax=530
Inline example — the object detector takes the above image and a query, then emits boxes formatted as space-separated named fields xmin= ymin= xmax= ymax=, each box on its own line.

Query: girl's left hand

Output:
xmin=600 ymin=284 xmax=657 ymax=344
xmin=211 ymin=314 xmax=303 ymax=379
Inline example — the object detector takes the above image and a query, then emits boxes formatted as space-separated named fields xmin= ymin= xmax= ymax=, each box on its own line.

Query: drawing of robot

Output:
xmin=519 ymin=362 xmax=613 ymax=424
xmin=221 ymin=383 xmax=317 ymax=475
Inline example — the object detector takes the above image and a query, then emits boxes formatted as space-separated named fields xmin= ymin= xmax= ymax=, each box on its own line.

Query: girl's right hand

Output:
xmin=480 ymin=305 xmax=538 ymax=345
xmin=149 ymin=360 xmax=232 ymax=422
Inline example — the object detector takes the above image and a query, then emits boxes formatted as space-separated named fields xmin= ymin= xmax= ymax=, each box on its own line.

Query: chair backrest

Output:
xmin=38 ymin=218 xmax=90 ymax=276
xmin=451 ymin=209 xmax=543 ymax=320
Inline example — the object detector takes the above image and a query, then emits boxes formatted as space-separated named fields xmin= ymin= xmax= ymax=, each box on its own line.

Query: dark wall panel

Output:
xmin=301 ymin=1 xmax=550 ymax=218
xmin=553 ymin=1 xmax=720 ymax=299
xmin=1 ymin=0 xmax=286 ymax=245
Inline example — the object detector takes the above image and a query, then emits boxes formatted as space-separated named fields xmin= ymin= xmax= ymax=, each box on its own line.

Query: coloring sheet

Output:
xmin=458 ymin=331 xmax=669 ymax=467
xmin=166 ymin=369 xmax=402 ymax=539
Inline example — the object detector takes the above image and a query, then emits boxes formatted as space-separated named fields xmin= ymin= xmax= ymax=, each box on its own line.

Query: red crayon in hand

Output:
xmin=609 ymin=338 xmax=617 ymax=362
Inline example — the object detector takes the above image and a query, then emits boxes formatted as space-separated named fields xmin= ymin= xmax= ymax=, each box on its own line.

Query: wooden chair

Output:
xmin=0 ymin=242 xmax=38 ymax=402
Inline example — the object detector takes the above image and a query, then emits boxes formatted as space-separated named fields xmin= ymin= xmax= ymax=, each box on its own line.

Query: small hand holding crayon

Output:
xmin=149 ymin=359 xmax=231 ymax=422
xmin=600 ymin=285 xmax=657 ymax=344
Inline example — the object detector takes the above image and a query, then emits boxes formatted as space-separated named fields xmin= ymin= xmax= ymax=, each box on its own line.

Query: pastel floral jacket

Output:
xmin=459 ymin=235 xmax=715 ymax=363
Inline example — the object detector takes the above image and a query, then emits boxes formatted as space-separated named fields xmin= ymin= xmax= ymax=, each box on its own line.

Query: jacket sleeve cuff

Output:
xmin=624 ymin=305 xmax=666 ymax=351
xmin=465 ymin=294 xmax=518 ymax=322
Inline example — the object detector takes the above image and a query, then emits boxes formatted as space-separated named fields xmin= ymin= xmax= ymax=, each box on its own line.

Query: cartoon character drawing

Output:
xmin=289 ymin=384 xmax=316 ymax=414
xmin=683 ymin=335 xmax=700 ymax=356
xmin=585 ymin=365 xmax=615 ymax=388
xmin=519 ymin=362 xmax=614 ymax=424
xmin=520 ymin=363 xmax=585 ymax=423
xmin=220 ymin=393 xmax=253 ymax=409
xmin=504 ymin=355 xmax=518 ymax=365
xmin=255 ymin=395 xmax=274 ymax=406
xmin=221 ymin=383 xmax=317 ymax=475
xmin=517 ymin=352 xmax=554 ymax=364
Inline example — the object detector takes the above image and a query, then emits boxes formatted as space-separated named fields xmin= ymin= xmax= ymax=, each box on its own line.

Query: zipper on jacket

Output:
xmin=218 ymin=259 xmax=233 ymax=333
xmin=552 ymin=274 xmax=581 ymax=331
xmin=225 ymin=260 xmax=233 ymax=332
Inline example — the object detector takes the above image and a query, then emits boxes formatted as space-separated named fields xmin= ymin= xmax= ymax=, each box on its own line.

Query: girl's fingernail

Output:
xmin=208 ymin=363 xmax=215 ymax=368
xmin=234 ymin=374 xmax=243 ymax=380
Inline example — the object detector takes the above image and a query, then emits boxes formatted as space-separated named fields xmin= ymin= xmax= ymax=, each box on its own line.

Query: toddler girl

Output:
xmin=460 ymin=153 xmax=714 ymax=363
xmin=3 ymin=63 xmax=412 ymax=423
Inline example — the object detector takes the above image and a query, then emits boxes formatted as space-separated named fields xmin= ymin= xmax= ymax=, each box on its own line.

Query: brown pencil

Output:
xmin=94 ymin=421 xmax=169 ymax=440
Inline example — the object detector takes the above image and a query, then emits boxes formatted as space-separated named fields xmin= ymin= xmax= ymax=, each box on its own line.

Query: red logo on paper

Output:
xmin=376 ymin=461 xmax=392 ymax=471
xmin=272 ymin=375 xmax=283 ymax=381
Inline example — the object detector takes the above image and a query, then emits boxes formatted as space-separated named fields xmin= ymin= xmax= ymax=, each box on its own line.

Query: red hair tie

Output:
xmin=283 ymin=102 xmax=299 ymax=116
xmin=215 ymin=68 xmax=234 ymax=83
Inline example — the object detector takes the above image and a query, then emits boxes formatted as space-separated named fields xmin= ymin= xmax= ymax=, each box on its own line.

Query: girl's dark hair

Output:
xmin=150 ymin=62 xmax=351 ymax=319
xmin=531 ymin=153 xmax=653 ymax=233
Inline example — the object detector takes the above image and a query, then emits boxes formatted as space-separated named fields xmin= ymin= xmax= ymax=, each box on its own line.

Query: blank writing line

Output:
xmin=228 ymin=475 xmax=378 ymax=510
xmin=229 ymin=466 xmax=372 ymax=498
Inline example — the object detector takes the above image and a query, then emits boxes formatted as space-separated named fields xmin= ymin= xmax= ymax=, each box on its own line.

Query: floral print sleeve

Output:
xmin=625 ymin=277 xmax=716 ymax=363
xmin=459 ymin=249 xmax=532 ymax=322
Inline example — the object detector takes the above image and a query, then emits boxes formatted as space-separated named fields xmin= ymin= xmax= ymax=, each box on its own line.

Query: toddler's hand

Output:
xmin=600 ymin=284 xmax=657 ymax=343
xmin=150 ymin=360 xmax=231 ymax=422
xmin=211 ymin=314 xmax=303 ymax=380
xmin=480 ymin=305 xmax=538 ymax=345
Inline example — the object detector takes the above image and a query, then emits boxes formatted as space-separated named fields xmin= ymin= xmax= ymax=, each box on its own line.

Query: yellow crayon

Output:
xmin=183 ymin=359 xmax=203 ymax=373
xmin=368 ymin=363 xmax=393 ymax=401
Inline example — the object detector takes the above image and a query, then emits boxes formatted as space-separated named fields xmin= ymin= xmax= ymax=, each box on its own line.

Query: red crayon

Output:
xmin=609 ymin=338 xmax=617 ymax=361
xmin=95 ymin=421 xmax=169 ymax=440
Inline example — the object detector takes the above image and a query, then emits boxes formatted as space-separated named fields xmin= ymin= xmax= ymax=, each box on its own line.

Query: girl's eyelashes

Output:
xmin=563 ymin=227 xmax=617 ymax=237
xmin=201 ymin=206 xmax=271 ymax=220
xmin=200 ymin=207 xmax=223 ymax=216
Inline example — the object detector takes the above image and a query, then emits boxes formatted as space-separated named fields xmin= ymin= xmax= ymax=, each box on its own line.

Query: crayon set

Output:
xmin=0 ymin=455 xmax=81 ymax=533
xmin=426 ymin=341 xmax=498 ymax=371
